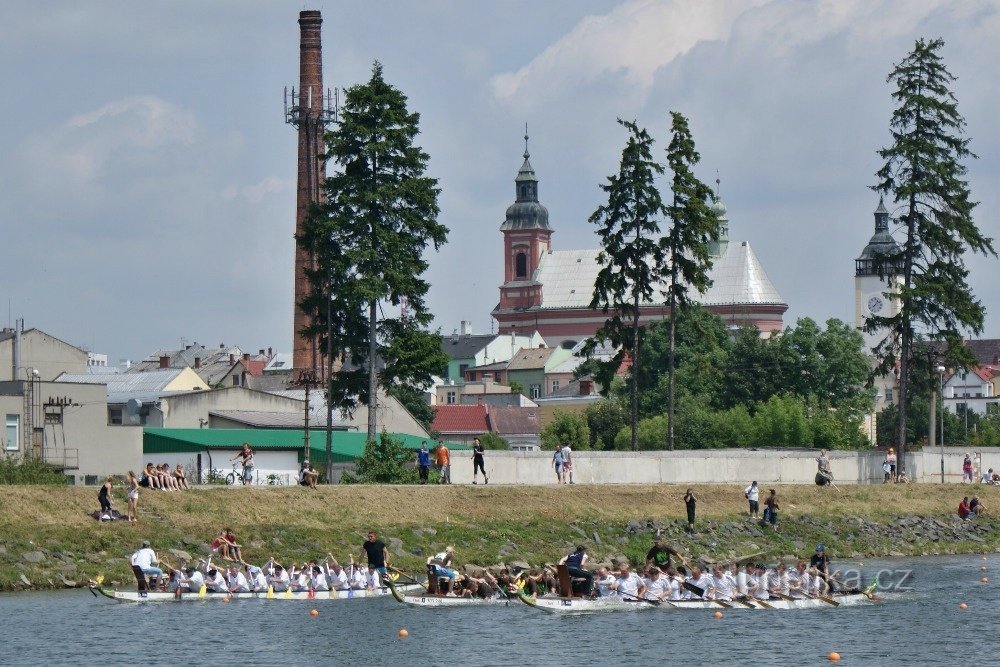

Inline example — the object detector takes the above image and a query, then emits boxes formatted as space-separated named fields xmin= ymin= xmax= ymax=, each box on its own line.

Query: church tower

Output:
xmin=854 ymin=197 xmax=902 ymax=353
xmin=497 ymin=130 xmax=552 ymax=313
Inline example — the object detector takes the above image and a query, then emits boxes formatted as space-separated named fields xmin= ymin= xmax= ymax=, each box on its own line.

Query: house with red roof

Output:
xmin=943 ymin=366 xmax=999 ymax=416
xmin=431 ymin=403 xmax=541 ymax=449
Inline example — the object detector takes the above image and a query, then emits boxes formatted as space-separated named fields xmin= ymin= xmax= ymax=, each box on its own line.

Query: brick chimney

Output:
xmin=159 ymin=355 xmax=170 ymax=369
xmin=229 ymin=353 xmax=235 ymax=365
xmin=243 ymin=353 xmax=250 ymax=362
xmin=194 ymin=357 xmax=201 ymax=369
xmin=291 ymin=9 xmax=327 ymax=379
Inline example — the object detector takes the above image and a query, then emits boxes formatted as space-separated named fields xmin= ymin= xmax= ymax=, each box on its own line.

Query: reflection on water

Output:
xmin=3 ymin=555 xmax=998 ymax=666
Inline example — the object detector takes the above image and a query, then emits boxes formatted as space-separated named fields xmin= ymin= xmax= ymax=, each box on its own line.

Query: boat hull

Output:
xmin=517 ymin=592 xmax=875 ymax=613
xmin=92 ymin=584 xmax=422 ymax=603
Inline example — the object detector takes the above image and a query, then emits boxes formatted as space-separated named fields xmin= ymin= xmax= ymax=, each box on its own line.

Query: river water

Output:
xmin=3 ymin=554 xmax=1000 ymax=666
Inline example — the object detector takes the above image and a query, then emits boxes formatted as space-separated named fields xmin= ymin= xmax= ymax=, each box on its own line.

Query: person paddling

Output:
xmin=645 ymin=537 xmax=687 ymax=573
xmin=559 ymin=545 xmax=593 ymax=596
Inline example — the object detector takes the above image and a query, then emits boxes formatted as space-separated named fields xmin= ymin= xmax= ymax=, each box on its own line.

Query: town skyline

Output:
xmin=1 ymin=0 xmax=997 ymax=361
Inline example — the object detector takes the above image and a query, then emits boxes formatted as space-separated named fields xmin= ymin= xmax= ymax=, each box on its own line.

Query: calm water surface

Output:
xmin=4 ymin=555 xmax=1000 ymax=666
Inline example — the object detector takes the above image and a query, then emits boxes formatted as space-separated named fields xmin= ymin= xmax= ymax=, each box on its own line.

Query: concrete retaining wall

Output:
xmin=449 ymin=446 xmax=1000 ymax=486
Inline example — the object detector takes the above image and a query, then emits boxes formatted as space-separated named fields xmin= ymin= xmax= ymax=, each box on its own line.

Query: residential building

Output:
xmin=0 ymin=324 xmax=88 ymax=381
xmin=943 ymin=367 xmax=998 ymax=416
xmin=435 ymin=379 xmax=514 ymax=406
xmin=463 ymin=361 xmax=509 ymax=385
xmin=430 ymin=403 xmax=541 ymax=449
xmin=431 ymin=404 xmax=489 ymax=445
xmin=533 ymin=377 xmax=603 ymax=428
xmin=506 ymin=346 xmax=573 ymax=400
xmin=128 ymin=343 xmax=273 ymax=388
xmin=56 ymin=368 xmax=211 ymax=426
xmin=440 ymin=322 xmax=543 ymax=381
xmin=488 ymin=406 xmax=541 ymax=450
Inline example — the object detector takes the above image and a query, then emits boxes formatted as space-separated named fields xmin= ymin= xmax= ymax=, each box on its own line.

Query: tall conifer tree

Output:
xmin=589 ymin=120 xmax=666 ymax=451
xmin=870 ymin=38 xmax=994 ymax=471
xmin=662 ymin=111 xmax=718 ymax=450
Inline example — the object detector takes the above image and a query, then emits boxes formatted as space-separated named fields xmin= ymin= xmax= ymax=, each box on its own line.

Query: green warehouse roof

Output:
xmin=144 ymin=428 xmax=465 ymax=464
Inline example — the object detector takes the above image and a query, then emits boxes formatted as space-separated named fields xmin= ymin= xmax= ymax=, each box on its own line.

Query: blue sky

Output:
xmin=1 ymin=0 xmax=998 ymax=361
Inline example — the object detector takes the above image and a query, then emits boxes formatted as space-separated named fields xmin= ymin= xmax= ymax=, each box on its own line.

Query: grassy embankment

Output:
xmin=1 ymin=483 xmax=997 ymax=590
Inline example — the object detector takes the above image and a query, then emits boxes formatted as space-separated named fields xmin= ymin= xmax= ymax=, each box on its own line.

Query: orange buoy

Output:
xmin=398 ymin=629 xmax=409 ymax=638
xmin=713 ymin=610 xmax=723 ymax=619
xmin=310 ymin=609 xmax=319 ymax=617
xmin=959 ymin=603 xmax=968 ymax=609
xmin=981 ymin=577 xmax=989 ymax=584
xmin=221 ymin=597 xmax=230 ymax=604
xmin=828 ymin=652 xmax=841 ymax=662
xmin=981 ymin=566 xmax=988 ymax=572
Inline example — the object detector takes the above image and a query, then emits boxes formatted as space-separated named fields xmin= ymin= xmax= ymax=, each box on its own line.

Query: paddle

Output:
xmin=617 ymin=590 xmax=667 ymax=607
xmin=680 ymin=580 xmax=731 ymax=608
xmin=790 ymin=585 xmax=838 ymax=607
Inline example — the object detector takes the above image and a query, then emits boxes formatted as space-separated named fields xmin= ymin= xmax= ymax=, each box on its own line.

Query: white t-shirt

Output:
xmin=665 ymin=578 xmax=682 ymax=601
xmin=131 ymin=547 xmax=156 ymax=569
xmin=311 ymin=571 xmax=330 ymax=591
xmin=643 ymin=576 xmax=669 ymax=600
xmin=754 ymin=572 xmax=770 ymax=599
xmin=686 ymin=574 xmax=713 ymax=599
xmin=745 ymin=484 xmax=759 ymax=502
xmin=595 ymin=573 xmax=616 ymax=597
xmin=184 ymin=570 xmax=205 ymax=590
xmin=711 ymin=574 xmax=736 ymax=599
xmin=560 ymin=446 xmax=572 ymax=466
xmin=228 ymin=571 xmax=248 ymax=592
xmin=735 ymin=570 xmax=749 ymax=596
xmin=206 ymin=571 xmax=227 ymax=592
xmin=327 ymin=568 xmax=349 ymax=590
xmin=250 ymin=571 xmax=268 ymax=591
xmin=616 ymin=572 xmax=643 ymax=597
xmin=350 ymin=568 xmax=367 ymax=589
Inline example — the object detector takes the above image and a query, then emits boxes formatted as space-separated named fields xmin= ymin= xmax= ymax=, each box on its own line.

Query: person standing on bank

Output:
xmin=98 ymin=476 xmax=114 ymax=520
xmin=232 ymin=442 xmax=254 ymax=486
xmin=764 ymin=489 xmax=780 ymax=532
xmin=436 ymin=441 xmax=451 ymax=484
xmin=683 ymin=488 xmax=697 ymax=533
xmin=559 ymin=545 xmax=593 ymax=596
xmin=472 ymin=437 xmax=488 ymax=485
xmin=560 ymin=443 xmax=574 ymax=484
xmin=417 ymin=441 xmax=431 ymax=484
xmin=744 ymin=481 xmax=759 ymax=519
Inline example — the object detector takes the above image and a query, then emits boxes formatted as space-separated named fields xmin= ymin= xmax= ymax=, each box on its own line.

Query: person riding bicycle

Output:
xmin=231 ymin=442 xmax=254 ymax=485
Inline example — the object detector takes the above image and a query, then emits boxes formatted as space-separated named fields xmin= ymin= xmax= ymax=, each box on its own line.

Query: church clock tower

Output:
xmin=497 ymin=130 xmax=552 ymax=313
xmin=854 ymin=197 xmax=902 ymax=354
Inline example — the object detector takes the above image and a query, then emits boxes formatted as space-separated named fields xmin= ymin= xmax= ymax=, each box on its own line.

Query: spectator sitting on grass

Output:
xmin=958 ymin=496 xmax=972 ymax=520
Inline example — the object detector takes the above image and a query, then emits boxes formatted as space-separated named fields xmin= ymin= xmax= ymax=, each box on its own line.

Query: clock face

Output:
xmin=867 ymin=296 xmax=884 ymax=314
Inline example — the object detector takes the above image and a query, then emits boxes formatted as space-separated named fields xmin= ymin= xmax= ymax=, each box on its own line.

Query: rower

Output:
xmin=663 ymin=567 xmax=683 ymax=601
xmin=427 ymin=546 xmax=458 ymax=593
xmin=310 ymin=564 xmax=330 ymax=592
xmin=613 ymin=563 xmax=646 ymax=600
xmin=709 ymin=564 xmax=736 ymax=601
xmin=227 ymin=564 xmax=250 ymax=593
xmin=684 ymin=565 xmax=713 ymax=600
xmin=594 ymin=566 xmax=616 ymax=598
xmin=752 ymin=564 xmax=771 ymax=601
xmin=809 ymin=545 xmax=835 ymax=592
xmin=177 ymin=564 xmax=204 ymax=592
xmin=730 ymin=562 xmax=749 ymax=598
xmin=246 ymin=565 xmax=268 ymax=592
xmin=290 ymin=564 xmax=311 ymax=592
xmin=266 ymin=561 xmax=290 ymax=592
xmin=324 ymin=556 xmax=350 ymax=590
xmin=130 ymin=540 xmax=164 ymax=589
xmin=642 ymin=566 xmax=669 ymax=601
xmin=788 ymin=561 xmax=810 ymax=598
xmin=769 ymin=562 xmax=790 ymax=597
xmin=204 ymin=567 xmax=227 ymax=593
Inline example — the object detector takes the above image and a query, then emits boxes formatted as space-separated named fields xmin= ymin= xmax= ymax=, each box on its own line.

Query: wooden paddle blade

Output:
xmin=681 ymin=581 xmax=705 ymax=597
xmin=818 ymin=595 xmax=840 ymax=606
xmin=714 ymin=600 xmax=733 ymax=608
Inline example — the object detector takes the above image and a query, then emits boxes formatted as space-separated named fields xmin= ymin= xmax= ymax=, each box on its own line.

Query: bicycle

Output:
xmin=225 ymin=462 xmax=246 ymax=486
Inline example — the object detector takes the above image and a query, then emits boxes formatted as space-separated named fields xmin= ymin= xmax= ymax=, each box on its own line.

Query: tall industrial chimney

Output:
xmin=289 ymin=10 xmax=327 ymax=379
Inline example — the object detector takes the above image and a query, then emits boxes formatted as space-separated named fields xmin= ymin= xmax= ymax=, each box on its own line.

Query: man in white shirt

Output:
xmin=594 ymin=567 xmax=617 ymax=598
xmin=642 ymin=567 xmax=669 ymax=601
xmin=614 ymin=563 xmax=646 ymax=600
xmin=350 ymin=564 xmax=369 ymax=590
xmin=709 ymin=565 xmax=736 ymax=600
xmin=744 ymin=481 xmax=760 ymax=519
xmin=204 ymin=567 xmax=227 ymax=593
xmin=560 ymin=444 xmax=574 ymax=484
xmin=731 ymin=563 xmax=749 ymax=597
xmin=246 ymin=565 xmax=268 ymax=592
xmin=324 ymin=560 xmax=350 ymax=590
xmin=365 ymin=567 xmax=381 ymax=590
xmin=788 ymin=561 xmax=810 ymax=598
xmin=177 ymin=565 xmax=204 ymax=592
xmin=663 ymin=568 xmax=682 ymax=601
xmin=267 ymin=563 xmax=291 ymax=592
xmin=309 ymin=564 xmax=330 ymax=592
xmin=753 ymin=565 xmax=771 ymax=600
xmin=770 ymin=563 xmax=791 ymax=597
xmin=130 ymin=540 xmax=164 ymax=587
xmin=227 ymin=565 xmax=249 ymax=593
xmin=684 ymin=566 xmax=714 ymax=600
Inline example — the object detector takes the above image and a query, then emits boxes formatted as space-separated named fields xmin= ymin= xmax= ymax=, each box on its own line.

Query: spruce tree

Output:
xmin=870 ymin=38 xmax=995 ymax=472
xmin=588 ymin=120 xmax=666 ymax=451
xmin=661 ymin=111 xmax=718 ymax=450
xmin=300 ymin=62 xmax=448 ymax=443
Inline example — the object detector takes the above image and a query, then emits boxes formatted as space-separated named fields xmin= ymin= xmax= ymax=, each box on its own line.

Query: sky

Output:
xmin=1 ymin=0 xmax=998 ymax=363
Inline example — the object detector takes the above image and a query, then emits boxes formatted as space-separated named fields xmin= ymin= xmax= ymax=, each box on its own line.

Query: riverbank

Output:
xmin=1 ymin=483 xmax=997 ymax=590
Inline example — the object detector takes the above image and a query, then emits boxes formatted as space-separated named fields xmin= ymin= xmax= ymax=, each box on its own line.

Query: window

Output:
xmin=459 ymin=364 xmax=469 ymax=377
xmin=108 ymin=408 xmax=123 ymax=426
xmin=494 ymin=372 xmax=501 ymax=382
xmin=515 ymin=252 xmax=527 ymax=278
xmin=446 ymin=391 xmax=456 ymax=405
xmin=885 ymin=389 xmax=893 ymax=403
xmin=232 ymin=375 xmax=240 ymax=386
xmin=530 ymin=384 xmax=541 ymax=399
xmin=4 ymin=414 xmax=18 ymax=451
xmin=551 ymin=380 xmax=560 ymax=392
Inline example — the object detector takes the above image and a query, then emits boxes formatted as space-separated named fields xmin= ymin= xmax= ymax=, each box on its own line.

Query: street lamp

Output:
xmin=937 ymin=365 xmax=946 ymax=484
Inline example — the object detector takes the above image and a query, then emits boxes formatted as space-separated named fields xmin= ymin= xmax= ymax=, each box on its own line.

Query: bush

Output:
xmin=541 ymin=411 xmax=591 ymax=450
xmin=477 ymin=432 xmax=509 ymax=450
xmin=342 ymin=431 xmax=418 ymax=484
xmin=0 ymin=455 xmax=69 ymax=485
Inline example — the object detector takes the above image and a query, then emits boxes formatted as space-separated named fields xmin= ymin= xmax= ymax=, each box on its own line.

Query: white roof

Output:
xmin=56 ymin=368 xmax=196 ymax=404
xmin=548 ymin=355 xmax=586 ymax=375
xmin=534 ymin=241 xmax=783 ymax=309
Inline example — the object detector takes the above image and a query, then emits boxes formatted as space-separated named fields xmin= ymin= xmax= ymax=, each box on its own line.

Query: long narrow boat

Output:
xmin=385 ymin=578 xmax=513 ymax=607
xmin=515 ymin=589 xmax=877 ymax=613
xmin=90 ymin=580 xmax=423 ymax=603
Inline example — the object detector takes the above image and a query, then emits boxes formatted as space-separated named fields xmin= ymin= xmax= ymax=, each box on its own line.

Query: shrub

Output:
xmin=342 ymin=431 xmax=418 ymax=484
xmin=0 ymin=455 xmax=69 ymax=485
xmin=541 ymin=411 xmax=591 ymax=450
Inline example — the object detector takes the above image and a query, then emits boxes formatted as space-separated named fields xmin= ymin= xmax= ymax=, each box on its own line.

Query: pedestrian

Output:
xmin=683 ymin=488 xmax=697 ymax=533
xmin=552 ymin=447 xmax=564 ymax=484
xmin=472 ymin=437 xmax=488 ymax=485
xmin=744 ymin=480 xmax=759 ymax=519
xmin=436 ymin=440 xmax=451 ymax=484
xmin=764 ymin=488 xmax=780 ymax=532
xmin=560 ymin=443 xmax=574 ymax=484
xmin=126 ymin=470 xmax=139 ymax=523
xmin=232 ymin=442 xmax=254 ymax=486
xmin=886 ymin=448 xmax=897 ymax=482
xmin=98 ymin=476 xmax=114 ymax=521
xmin=417 ymin=441 xmax=431 ymax=484
xmin=963 ymin=453 xmax=974 ymax=483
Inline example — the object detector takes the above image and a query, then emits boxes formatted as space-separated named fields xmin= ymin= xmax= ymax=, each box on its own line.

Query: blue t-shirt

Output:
xmin=553 ymin=450 xmax=563 ymax=465
xmin=418 ymin=449 xmax=431 ymax=466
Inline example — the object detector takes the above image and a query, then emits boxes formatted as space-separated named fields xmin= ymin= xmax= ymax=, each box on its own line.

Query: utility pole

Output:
xmin=294 ymin=370 xmax=318 ymax=463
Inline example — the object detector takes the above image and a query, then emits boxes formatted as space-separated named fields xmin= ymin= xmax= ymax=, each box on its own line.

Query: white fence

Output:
xmin=449 ymin=446 xmax=999 ymax=486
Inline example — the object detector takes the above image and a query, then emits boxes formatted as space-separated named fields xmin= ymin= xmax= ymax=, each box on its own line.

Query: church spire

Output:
xmin=501 ymin=126 xmax=550 ymax=231
xmin=515 ymin=123 xmax=538 ymax=202
xmin=874 ymin=196 xmax=889 ymax=231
